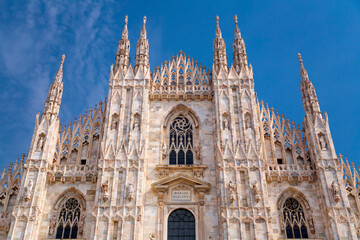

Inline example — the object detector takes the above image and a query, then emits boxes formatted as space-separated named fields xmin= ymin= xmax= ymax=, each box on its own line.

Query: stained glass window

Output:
xmin=55 ymin=198 xmax=81 ymax=239
xmin=168 ymin=209 xmax=195 ymax=240
xmin=283 ymin=198 xmax=309 ymax=239
xmin=169 ymin=115 xmax=193 ymax=165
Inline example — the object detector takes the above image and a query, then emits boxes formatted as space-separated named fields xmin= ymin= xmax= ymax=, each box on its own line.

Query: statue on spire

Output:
xmin=135 ymin=16 xmax=150 ymax=73
xmin=43 ymin=54 xmax=65 ymax=117
xmin=298 ymin=53 xmax=321 ymax=118
xmin=140 ymin=16 xmax=147 ymax=39
xmin=121 ymin=15 xmax=129 ymax=40
xmin=298 ymin=53 xmax=309 ymax=82
xmin=114 ymin=15 xmax=131 ymax=73
xmin=55 ymin=54 xmax=65 ymax=83
xmin=215 ymin=16 xmax=222 ymax=39
xmin=232 ymin=15 xmax=248 ymax=73
xmin=234 ymin=15 xmax=241 ymax=39
xmin=213 ymin=16 xmax=227 ymax=73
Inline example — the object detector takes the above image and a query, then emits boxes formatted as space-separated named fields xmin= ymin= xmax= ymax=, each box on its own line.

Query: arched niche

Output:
xmin=277 ymin=187 xmax=310 ymax=211
xmin=163 ymin=104 xmax=200 ymax=129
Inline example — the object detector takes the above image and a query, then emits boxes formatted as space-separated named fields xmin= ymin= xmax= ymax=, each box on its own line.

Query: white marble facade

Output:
xmin=0 ymin=15 xmax=359 ymax=240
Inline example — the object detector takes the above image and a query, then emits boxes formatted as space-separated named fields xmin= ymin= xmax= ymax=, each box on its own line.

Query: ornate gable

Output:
xmin=150 ymin=51 xmax=212 ymax=100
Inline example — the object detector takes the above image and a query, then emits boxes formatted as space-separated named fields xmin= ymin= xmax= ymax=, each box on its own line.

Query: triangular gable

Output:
xmin=152 ymin=173 xmax=210 ymax=192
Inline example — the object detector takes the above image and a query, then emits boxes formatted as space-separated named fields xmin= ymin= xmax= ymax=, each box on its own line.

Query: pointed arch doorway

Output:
xmin=168 ymin=208 xmax=196 ymax=240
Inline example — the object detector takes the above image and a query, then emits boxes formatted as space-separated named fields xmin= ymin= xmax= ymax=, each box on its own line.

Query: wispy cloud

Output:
xmin=0 ymin=0 xmax=118 ymax=168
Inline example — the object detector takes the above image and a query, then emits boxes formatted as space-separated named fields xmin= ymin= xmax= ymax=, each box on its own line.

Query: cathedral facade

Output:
xmin=0 ymin=15 xmax=359 ymax=240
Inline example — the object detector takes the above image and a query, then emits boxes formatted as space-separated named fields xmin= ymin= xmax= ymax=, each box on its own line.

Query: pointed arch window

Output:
xmin=169 ymin=115 xmax=193 ymax=165
xmin=283 ymin=197 xmax=309 ymax=239
xmin=55 ymin=198 xmax=81 ymax=239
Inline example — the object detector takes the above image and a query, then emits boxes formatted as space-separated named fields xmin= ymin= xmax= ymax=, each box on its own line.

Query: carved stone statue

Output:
xmin=228 ymin=180 xmax=236 ymax=204
xmin=162 ymin=143 xmax=168 ymax=159
xmin=78 ymin=215 xmax=85 ymax=235
xmin=330 ymin=181 xmax=340 ymax=202
xmin=24 ymin=180 xmax=33 ymax=202
xmin=133 ymin=119 xmax=140 ymax=132
xmin=245 ymin=115 xmax=251 ymax=129
xmin=36 ymin=134 xmax=45 ymax=151
xmin=252 ymin=180 xmax=260 ymax=203
xmin=194 ymin=144 xmax=202 ymax=161
xmin=49 ymin=214 xmax=57 ymax=235
xmin=308 ymin=216 xmax=315 ymax=233
xmin=101 ymin=180 xmax=110 ymax=202
xmin=127 ymin=183 xmax=134 ymax=201
xmin=223 ymin=118 xmax=229 ymax=130
xmin=111 ymin=117 xmax=118 ymax=130
xmin=319 ymin=135 xmax=327 ymax=150
xmin=137 ymin=213 xmax=142 ymax=222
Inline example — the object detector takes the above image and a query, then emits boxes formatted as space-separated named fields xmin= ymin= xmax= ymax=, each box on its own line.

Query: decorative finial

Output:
xmin=234 ymin=15 xmax=241 ymax=38
xmin=215 ymin=15 xmax=222 ymax=39
xmin=297 ymin=52 xmax=309 ymax=82
xmin=297 ymin=53 xmax=303 ymax=64
xmin=140 ymin=16 xmax=147 ymax=39
xmin=55 ymin=54 xmax=65 ymax=82
xmin=122 ymin=15 xmax=129 ymax=39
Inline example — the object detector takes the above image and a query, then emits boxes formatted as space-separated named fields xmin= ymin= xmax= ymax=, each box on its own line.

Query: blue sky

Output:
xmin=0 ymin=0 xmax=359 ymax=169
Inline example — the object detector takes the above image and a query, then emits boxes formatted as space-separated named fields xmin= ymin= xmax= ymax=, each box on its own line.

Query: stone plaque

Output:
xmin=172 ymin=190 xmax=191 ymax=201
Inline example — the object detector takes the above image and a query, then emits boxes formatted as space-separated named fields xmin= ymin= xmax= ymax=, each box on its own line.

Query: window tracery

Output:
xmin=168 ymin=209 xmax=195 ymax=240
xmin=169 ymin=115 xmax=194 ymax=165
xmin=282 ymin=197 xmax=309 ymax=239
xmin=55 ymin=197 xmax=81 ymax=239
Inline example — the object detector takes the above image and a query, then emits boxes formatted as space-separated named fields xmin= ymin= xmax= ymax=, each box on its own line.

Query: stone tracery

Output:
xmin=169 ymin=115 xmax=194 ymax=165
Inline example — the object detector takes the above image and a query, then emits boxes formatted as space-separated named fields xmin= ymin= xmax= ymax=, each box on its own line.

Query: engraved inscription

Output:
xmin=172 ymin=190 xmax=191 ymax=201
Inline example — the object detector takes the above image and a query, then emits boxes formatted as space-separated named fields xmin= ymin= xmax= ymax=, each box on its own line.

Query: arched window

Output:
xmin=56 ymin=198 xmax=81 ymax=239
xmin=169 ymin=115 xmax=193 ymax=165
xmin=283 ymin=198 xmax=309 ymax=239
xmin=168 ymin=209 xmax=195 ymax=240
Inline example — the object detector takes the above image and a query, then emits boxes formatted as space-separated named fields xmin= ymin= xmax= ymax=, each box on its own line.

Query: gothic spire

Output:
xmin=232 ymin=15 xmax=248 ymax=73
xmin=298 ymin=53 xmax=309 ymax=82
xmin=43 ymin=54 xmax=65 ymax=118
xmin=122 ymin=15 xmax=129 ymax=39
xmin=115 ymin=15 xmax=130 ymax=73
xmin=234 ymin=15 xmax=241 ymax=39
xmin=215 ymin=15 xmax=222 ymax=39
xmin=298 ymin=53 xmax=321 ymax=118
xmin=135 ymin=16 xmax=149 ymax=73
xmin=140 ymin=15 xmax=147 ymax=39
xmin=55 ymin=54 xmax=65 ymax=83
xmin=213 ymin=16 xmax=228 ymax=73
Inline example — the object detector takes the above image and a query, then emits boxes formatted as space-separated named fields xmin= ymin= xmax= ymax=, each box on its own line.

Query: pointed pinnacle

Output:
xmin=55 ymin=54 xmax=65 ymax=83
xmin=234 ymin=15 xmax=241 ymax=38
xmin=297 ymin=52 xmax=309 ymax=82
xmin=140 ymin=16 xmax=147 ymax=39
xmin=297 ymin=53 xmax=302 ymax=63
xmin=215 ymin=15 xmax=222 ymax=39
xmin=122 ymin=15 xmax=129 ymax=39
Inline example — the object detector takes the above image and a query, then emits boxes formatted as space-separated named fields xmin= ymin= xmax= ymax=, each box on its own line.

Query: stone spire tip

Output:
xmin=297 ymin=53 xmax=303 ymax=64
xmin=122 ymin=15 xmax=129 ymax=39
xmin=215 ymin=15 xmax=222 ymax=39
xmin=140 ymin=16 xmax=147 ymax=39
xmin=55 ymin=54 xmax=65 ymax=82
xmin=61 ymin=53 xmax=65 ymax=63
xmin=234 ymin=15 xmax=241 ymax=38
